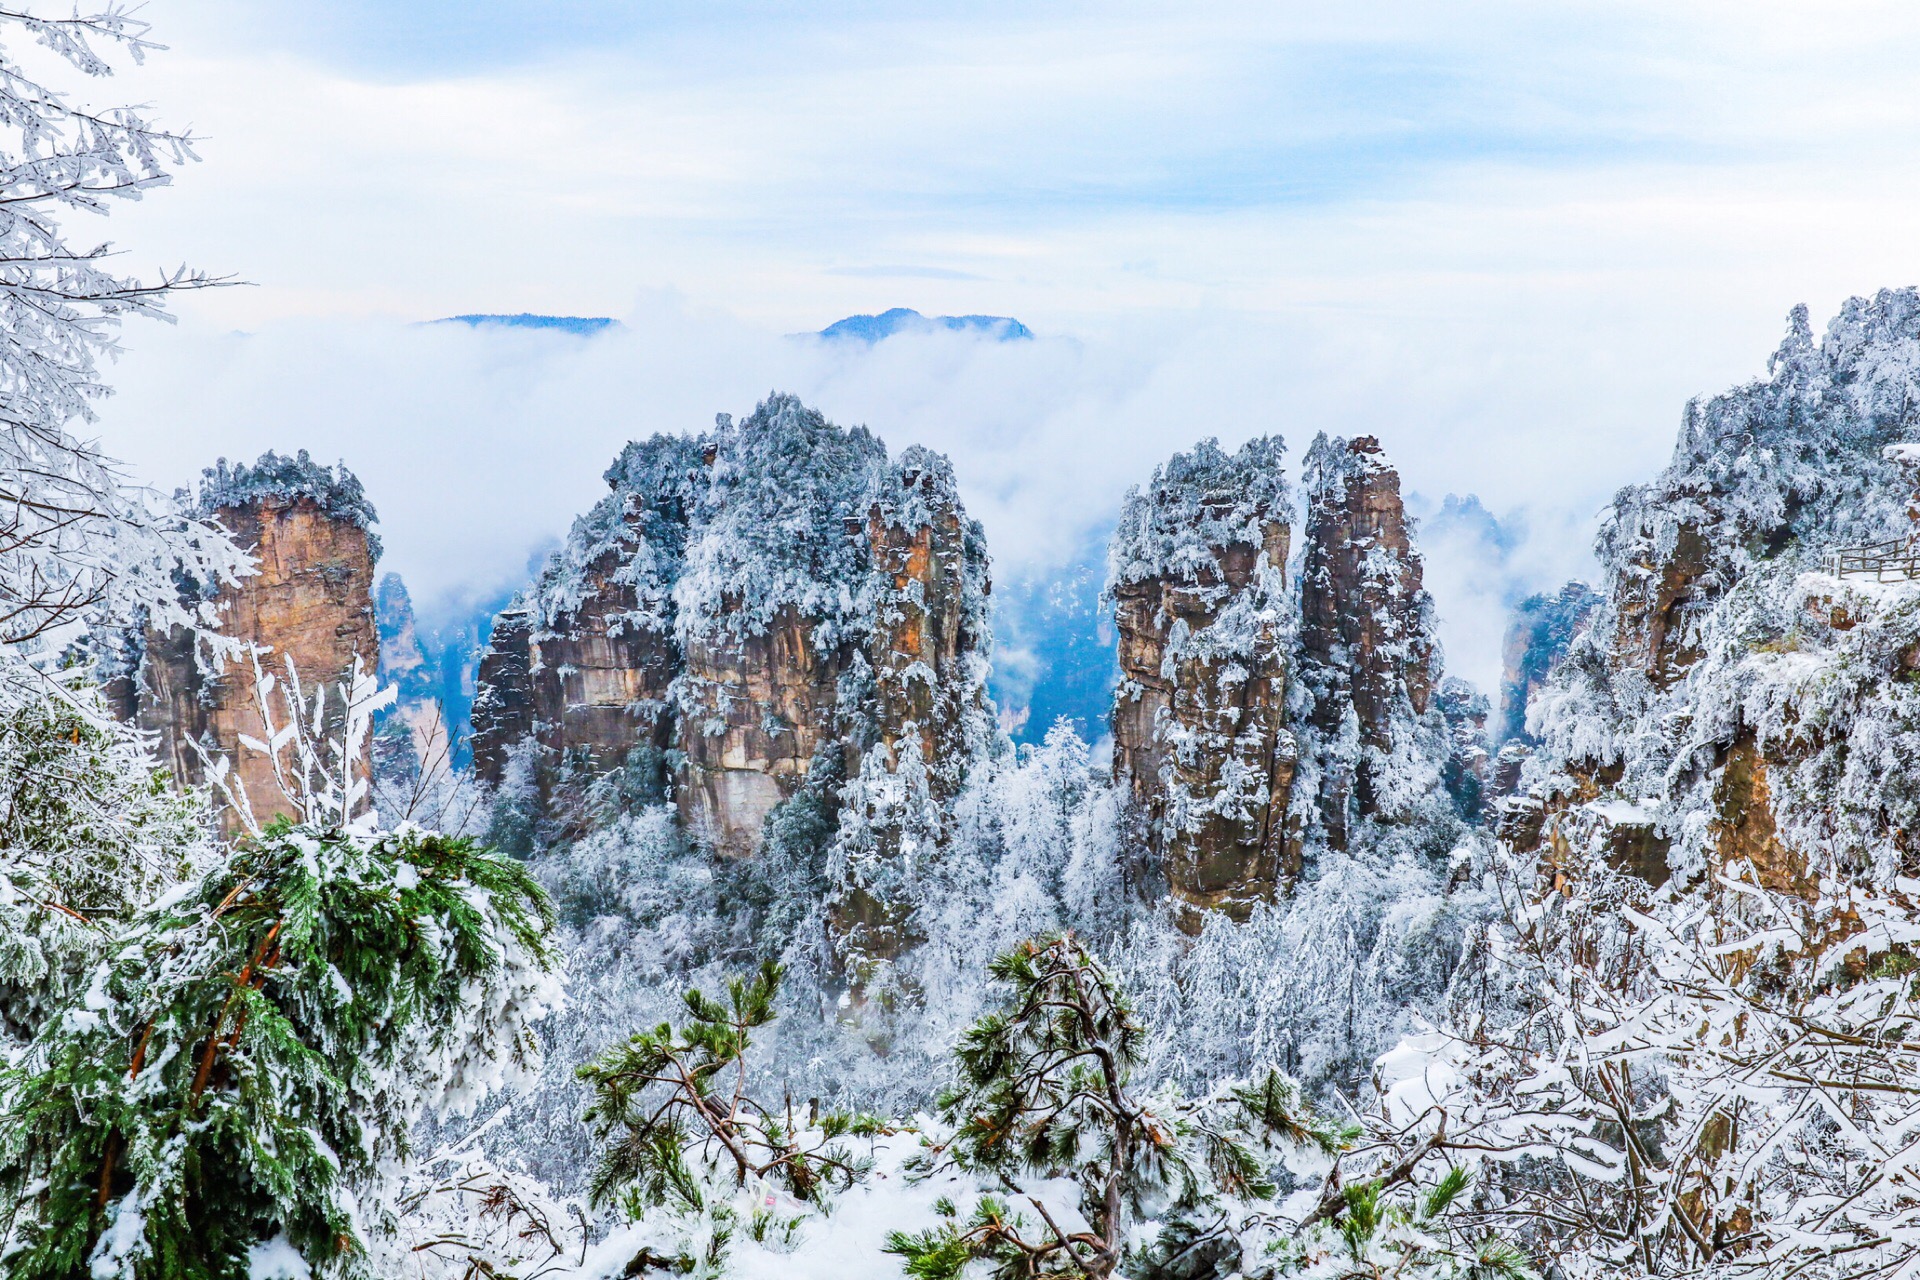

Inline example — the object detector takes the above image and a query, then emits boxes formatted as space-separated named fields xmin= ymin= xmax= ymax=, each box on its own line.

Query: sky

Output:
xmin=73 ymin=0 xmax=1920 ymax=697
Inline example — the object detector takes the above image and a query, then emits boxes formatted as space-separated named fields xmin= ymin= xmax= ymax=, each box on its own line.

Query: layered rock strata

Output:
xmin=1107 ymin=438 xmax=1296 ymax=928
xmin=107 ymin=452 xmax=380 ymax=830
xmin=1109 ymin=432 xmax=1469 ymax=930
xmin=1294 ymin=434 xmax=1446 ymax=853
xmin=471 ymin=396 xmax=994 ymax=904
xmin=1506 ymin=292 xmax=1920 ymax=894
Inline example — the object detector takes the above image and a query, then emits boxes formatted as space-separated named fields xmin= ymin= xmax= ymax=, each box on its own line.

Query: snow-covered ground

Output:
xmin=559 ymin=1129 xmax=1061 ymax=1280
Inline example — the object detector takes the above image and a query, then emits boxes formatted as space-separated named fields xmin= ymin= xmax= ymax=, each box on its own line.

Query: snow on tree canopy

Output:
xmin=528 ymin=432 xmax=706 ymax=634
xmin=1599 ymin=292 xmax=1920 ymax=599
xmin=195 ymin=449 xmax=383 ymax=560
xmin=527 ymin=393 xmax=989 ymax=654
xmin=1446 ymin=290 xmax=1920 ymax=1279
xmin=677 ymin=395 xmax=893 ymax=644
xmin=1525 ymin=287 xmax=1920 ymax=889
xmin=1106 ymin=435 xmax=1292 ymax=596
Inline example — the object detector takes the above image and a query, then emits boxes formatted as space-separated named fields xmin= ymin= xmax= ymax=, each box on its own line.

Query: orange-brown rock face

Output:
xmin=1111 ymin=433 xmax=1468 ymax=929
xmin=863 ymin=460 xmax=984 ymax=809
xmin=676 ymin=607 xmax=848 ymax=858
xmin=471 ymin=399 xmax=993 ymax=885
xmin=1712 ymin=733 xmax=1815 ymax=900
xmin=111 ymin=457 xmax=380 ymax=831
xmin=1611 ymin=522 xmax=1715 ymax=689
xmin=1296 ymin=434 xmax=1440 ymax=850
xmin=1299 ymin=438 xmax=1432 ymax=742
xmin=671 ymin=465 xmax=989 ymax=863
xmin=525 ymin=542 xmax=680 ymax=785
xmin=1108 ymin=438 xmax=1296 ymax=931
xmin=471 ymin=432 xmax=700 ymax=809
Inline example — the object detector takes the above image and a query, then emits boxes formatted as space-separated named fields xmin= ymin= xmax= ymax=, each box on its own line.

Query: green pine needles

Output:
xmin=579 ymin=960 xmax=891 ymax=1270
xmin=0 ymin=685 xmax=214 ymax=1048
xmin=0 ymin=821 xmax=557 ymax=1280
xmin=1275 ymin=1167 xmax=1536 ymax=1280
xmin=888 ymin=933 xmax=1354 ymax=1279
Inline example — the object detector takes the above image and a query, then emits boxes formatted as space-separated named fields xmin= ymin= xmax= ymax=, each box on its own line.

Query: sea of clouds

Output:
xmin=93 ymin=292 xmax=1747 ymax=702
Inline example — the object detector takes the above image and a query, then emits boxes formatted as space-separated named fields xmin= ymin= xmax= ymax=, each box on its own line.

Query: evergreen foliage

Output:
xmin=0 ymin=682 xmax=214 ymax=1049
xmin=579 ymin=961 xmax=890 ymax=1273
xmin=195 ymin=450 xmax=381 ymax=558
xmin=1106 ymin=436 xmax=1292 ymax=595
xmin=0 ymin=822 xmax=557 ymax=1280
xmin=890 ymin=934 xmax=1352 ymax=1279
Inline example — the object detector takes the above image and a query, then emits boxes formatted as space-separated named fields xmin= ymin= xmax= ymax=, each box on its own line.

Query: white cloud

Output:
xmin=94 ymin=286 xmax=1741 ymax=697
xmin=59 ymin=0 xmax=1920 ymax=697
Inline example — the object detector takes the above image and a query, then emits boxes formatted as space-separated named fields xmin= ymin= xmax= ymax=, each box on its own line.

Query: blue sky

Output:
xmin=83 ymin=0 xmax=1920 ymax=695
xmin=324 ymin=5 xmax=1710 ymax=209
xmin=110 ymin=0 xmax=1920 ymax=337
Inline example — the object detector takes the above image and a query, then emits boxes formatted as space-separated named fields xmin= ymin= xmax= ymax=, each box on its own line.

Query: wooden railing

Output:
xmin=1829 ymin=535 xmax=1920 ymax=582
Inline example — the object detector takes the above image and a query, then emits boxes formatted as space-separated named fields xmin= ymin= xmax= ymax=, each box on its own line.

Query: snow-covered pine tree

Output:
xmin=0 ymin=822 xmax=558 ymax=1280
xmin=578 ymin=960 xmax=891 ymax=1275
xmin=890 ymin=933 xmax=1354 ymax=1279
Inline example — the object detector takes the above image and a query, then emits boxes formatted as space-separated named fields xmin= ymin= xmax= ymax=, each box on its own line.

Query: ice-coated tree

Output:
xmin=0 ymin=822 xmax=558 ymax=1280
xmin=1447 ymin=854 xmax=1920 ymax=1280
xmin=0 ymin=5 xmax=244 ymax=682
xmin=578 ymin=960 xmax=892 ymax=1275
xmin=889 ymin=934 xmax=1352 ymax=1279
xmin=0 ymin=677 xmax=212 ymax=1051
xmin=388 ymin=1110 xmax=588 ymax=1280
xmin=0 ymin=2 xmax=246 ymax=1072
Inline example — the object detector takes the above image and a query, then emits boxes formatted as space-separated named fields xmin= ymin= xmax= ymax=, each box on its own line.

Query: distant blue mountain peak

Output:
xmin=435 ymin=313 xmax=618 ymax=336
xmin=817 ymin=307 xmax=1032 ymax=343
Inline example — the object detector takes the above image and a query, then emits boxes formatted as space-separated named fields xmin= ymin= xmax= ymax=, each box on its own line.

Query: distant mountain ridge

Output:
xmin=818 ymin=307 xmax=1032 ymax=343
xmin=434 ymin=313 xmax=617 ymax=335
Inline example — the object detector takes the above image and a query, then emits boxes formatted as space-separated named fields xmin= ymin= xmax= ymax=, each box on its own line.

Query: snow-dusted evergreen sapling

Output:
xmin=1274 ymin=1167 xmax=1535 ymax=1280
xmin=0 ymin=823 xmax=558 ymax=1279
xmin=889 ymin=934 xmax=1352 ymax=1279
xmin=579 ymin=961 xmax=893 ymax=1272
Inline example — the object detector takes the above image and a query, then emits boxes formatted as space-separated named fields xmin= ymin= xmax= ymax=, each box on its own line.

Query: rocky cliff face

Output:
xmin=1109 ymin=432 xmax=1470 ymax=930
xmin=1493 ymin=582 xmax=1599 ymax=750
xmin=471 ymin=396 xmax=995 ymax=945
xmin=1507 ymin=292 xmax=1920 ymax=895
xmin=1107 ymin=438 xmax=1295 ymax=928
xmin=1293 ymin=434 xmax=1448 ymax=853
xmin=106 ymin=452 xmax=381 ymax=829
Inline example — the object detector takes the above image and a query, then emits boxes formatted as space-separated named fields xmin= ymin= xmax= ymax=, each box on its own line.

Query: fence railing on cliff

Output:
xmin=1829 ymin=535 xmax=1920 ymax=582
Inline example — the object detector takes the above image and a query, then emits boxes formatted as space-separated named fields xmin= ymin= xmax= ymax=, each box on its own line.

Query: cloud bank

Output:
xmin=91 ymin=288 xmax=1758 ymax=700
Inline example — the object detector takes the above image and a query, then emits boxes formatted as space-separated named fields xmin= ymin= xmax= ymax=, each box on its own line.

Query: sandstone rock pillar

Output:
xmin=110 ymin=453 xmax=380 ymax=832
xmin=1107 ymin=438 xmax=1296 ymax=931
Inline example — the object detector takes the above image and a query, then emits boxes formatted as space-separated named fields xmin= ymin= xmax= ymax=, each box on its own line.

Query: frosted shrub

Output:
xmin=0 ymin=824 xmax=558 ymax=1280
xmin=0 ymin=678 xmax=215 ymax=1051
